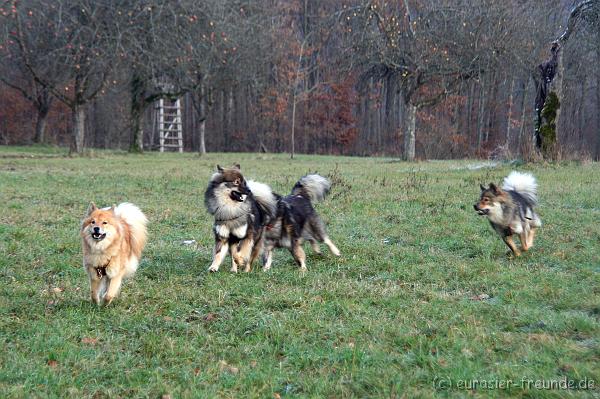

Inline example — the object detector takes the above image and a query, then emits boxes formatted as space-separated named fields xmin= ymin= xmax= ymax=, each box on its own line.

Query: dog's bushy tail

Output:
xmin=247 ymin=180 xmax=277 ymax=218
xmin=502 ymin=171 xmax=538 ymax=205
xmin=114 ymin=203 xmax=148 ymax=265
xmin=292 ymin=174 xmax=331 ymax=205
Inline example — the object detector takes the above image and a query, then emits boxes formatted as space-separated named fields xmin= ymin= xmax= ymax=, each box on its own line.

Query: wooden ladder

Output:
xmin=158 ymin=98 xmax=183 ymax=152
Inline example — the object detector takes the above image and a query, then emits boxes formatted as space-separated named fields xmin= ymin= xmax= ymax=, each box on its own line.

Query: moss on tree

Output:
xmin=540 ymin=91 xmax=560 ymax=156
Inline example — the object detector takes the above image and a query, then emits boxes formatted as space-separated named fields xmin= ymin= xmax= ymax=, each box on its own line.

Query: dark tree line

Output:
xmin=1 ymin=0 xmax=599 ymax=160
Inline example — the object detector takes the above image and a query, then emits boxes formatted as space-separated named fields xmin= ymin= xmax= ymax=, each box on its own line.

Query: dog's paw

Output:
xmin=262 ymin=265 xmax=271 ymax=272
xmin=332 ymin=248 xmax=341 ymax=257
xmin=230 ymin=266 xmax=238 ymax=273
xmin=103 ymin=295 xmax=114 ymax=306
xmin=207 ymin=265 xmax=219 ymax=272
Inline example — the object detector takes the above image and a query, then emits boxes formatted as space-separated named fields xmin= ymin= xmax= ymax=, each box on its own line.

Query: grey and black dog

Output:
xmin=204 ymin=164 xmax=276 ymax=272
xmin=262 ymin=174 xmax=340 ymax=271
xmin=474 ymin=171 xmax=542 ymax=257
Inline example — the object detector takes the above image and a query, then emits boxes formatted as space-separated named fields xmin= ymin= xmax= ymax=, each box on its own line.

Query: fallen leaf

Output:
xmin=203 ymin=313 xmax=218 ymax=322
xmin=273 ymin=394 xmax=281 ymax=399
xmin=218 ymin=360 xmax=239 ymax=374
xmin=163 ymin=316 xmax=173 ymax=322
xmin=47 ymin=360 xmax=58 ymax=368
xmin=81 ymin=337 xmax=98 ymax=345
xmin=471 ymin=293 xmax=490 ymax=301
xmin=52 ymin=287 xmax=65 ymax=293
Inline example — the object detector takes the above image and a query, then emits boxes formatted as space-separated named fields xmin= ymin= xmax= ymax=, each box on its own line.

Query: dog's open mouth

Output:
xmin=230 ymin=191 xmax=247 ymax=202
xmin=473 ymin=205 xmax=489 ymax=216
xmin=91 ymin=232 xmax=106 ymax=240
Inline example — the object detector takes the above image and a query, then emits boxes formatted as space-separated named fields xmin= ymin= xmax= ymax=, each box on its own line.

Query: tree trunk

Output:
xmin=518 ymin=78 xmax=528 ymax=152
xmin=477 ymin=80 xmax=486 ymax=151
xmin=404 ymin=101 xmax=416 ymax=160
xmin=129 ymin=72 xmax=146 ymax=153
xmin=129 ymin=100 xmax=144 ymax=153
xmin=71 ymin=104 xmax=86 ymax=154
xmin=505 ymin=77 xmax=515 ymax=150
xmin=552 ymin=49 xmax=565 ymax=150
xmin=33 ymin=104 xmax=50 ymax=144
xmin=596 ymin=47 xmax=600 ymax=159
xmin=33 ymin=89 xmax=52 ymax=144
xmin=199 ymin=83 xmax=207 ymax=156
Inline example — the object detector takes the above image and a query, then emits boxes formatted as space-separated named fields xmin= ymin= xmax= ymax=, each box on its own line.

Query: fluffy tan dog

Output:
xmin=81 ymin=202 xmax=148 ymax=305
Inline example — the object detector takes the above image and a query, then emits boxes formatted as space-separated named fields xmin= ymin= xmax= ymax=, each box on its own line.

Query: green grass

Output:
xmin=1 ymin=146 xmax=599 ymax=398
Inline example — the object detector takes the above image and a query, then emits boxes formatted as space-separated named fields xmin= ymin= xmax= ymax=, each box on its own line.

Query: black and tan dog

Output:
xmin=262 ymin=174 xmax=340 ymax=271
xmin=204 ymin=164 xmax=276 ymax=272
xmin=474 ymin=171 xmax=542 ymax=257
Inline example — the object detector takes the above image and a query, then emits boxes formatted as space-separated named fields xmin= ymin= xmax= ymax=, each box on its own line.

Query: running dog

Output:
xmin=262 ymin=174 xmax=340 ymax=271
xmin=81 ymin=202 xmax=148 ymax=305
xmin=204 ymin=164 xmax=276 ymax=272
xmin=474 ymin=171 xmax=542 ymax=257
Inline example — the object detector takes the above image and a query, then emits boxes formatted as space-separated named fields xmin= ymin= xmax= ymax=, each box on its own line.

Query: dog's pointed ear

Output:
xmin=233 ymin=163 xmax=241 ymax=170
xmin=479 ymin=184 xmax=486 ymax=191
xmin=489 ymin=183 xmax=501 ymax=195
xmin=110 ymin=204 xmax=116 ymax=212
xmin=216 ymin=164 xmax=224 ymax=173
xmin=87 ymin=202 xmax=98 ymax=215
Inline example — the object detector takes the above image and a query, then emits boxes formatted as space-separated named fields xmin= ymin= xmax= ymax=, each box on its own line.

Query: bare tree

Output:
xmin=4 ymin=0 xmax=121 ymax=153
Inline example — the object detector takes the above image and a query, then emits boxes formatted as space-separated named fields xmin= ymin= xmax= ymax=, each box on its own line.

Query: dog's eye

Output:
xmin=234 ymin=179 xmax=240 ymax=186
xmin=102 ymin=221 xmax=107 ymax=225
xmin=91 ymin=220 xmax=95 ymax=224
xmin=483 ymin=198 xmax=489 ymax=202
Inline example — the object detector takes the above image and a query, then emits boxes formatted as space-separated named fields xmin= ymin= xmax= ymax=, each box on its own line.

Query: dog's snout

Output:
xmin=93 ymin=226 xmax=100 ymax=233
xmin=473 ymin=204 xmax=479 ymax=211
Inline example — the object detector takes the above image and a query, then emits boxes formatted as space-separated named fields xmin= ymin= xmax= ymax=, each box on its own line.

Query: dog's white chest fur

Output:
xmin=214 ymin=223 xmax=248 ymax=239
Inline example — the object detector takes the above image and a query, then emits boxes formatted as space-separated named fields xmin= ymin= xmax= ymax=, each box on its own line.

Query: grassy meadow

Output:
xmin=0 ymin=146 xmax=599 ymax=398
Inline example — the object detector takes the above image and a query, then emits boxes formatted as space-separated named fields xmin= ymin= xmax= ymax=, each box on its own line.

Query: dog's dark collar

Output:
xmin=94 ymin=260 xmax=110 ymax=278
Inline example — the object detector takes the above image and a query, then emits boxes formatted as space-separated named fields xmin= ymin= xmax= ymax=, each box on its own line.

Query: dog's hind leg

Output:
xmin=519 ymin=224 xmax=530 ymax=251
xmin=309 ymin=216 xmax=340 ymax=256
xmin=527 ymin=227 xmax=537 ymax=248
xmin=323 ymin=237 xmax=341 ymax=257
xmin=248 ymin=236 xmax=264 ymax=271
xmin=208 ymin=238 xmax=229 ymax=272
xmin=309 ymin=239 xmax=322 ymax=254
xmin=291 ymin=238 xmax=307 ymax=271
xmin=519 ymin=231 xmax=529 ymax=251
xmin=502 ymin=235 xmax=521 ymax=257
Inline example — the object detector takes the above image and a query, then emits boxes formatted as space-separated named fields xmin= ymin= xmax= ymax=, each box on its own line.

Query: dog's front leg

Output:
xmin=208 ymin=237 xmax=229 ymax=272
xmin=262 ymin=245 xmax=274 ymax=271
xmin=87 ymin=268 xmax=103 ymax=305
xmin=103 ymin=265 xmax=125 ymax=306
xmin=235 ymin=238 xmax=254 ymax=273
xmin=230 ymin=242 xmax=240 ymax=273
xmin=502 ymin=235 xmax=521 ymax=257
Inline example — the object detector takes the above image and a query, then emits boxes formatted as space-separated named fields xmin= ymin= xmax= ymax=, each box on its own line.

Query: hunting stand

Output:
xmin=156 ymin=98 xmax=183 ymax=152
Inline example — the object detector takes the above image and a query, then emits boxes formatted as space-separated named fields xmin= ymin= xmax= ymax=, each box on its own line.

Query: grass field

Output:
xmin=1 ymin=146 xmax=599 ymax=398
